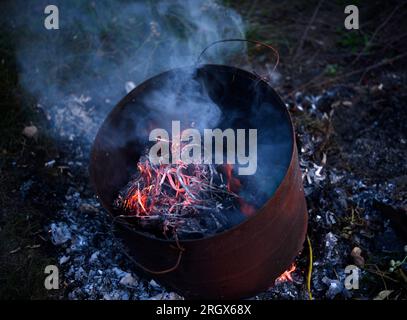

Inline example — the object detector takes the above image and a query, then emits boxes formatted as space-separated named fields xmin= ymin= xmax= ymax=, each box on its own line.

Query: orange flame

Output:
xmin=121 ymin=160 xmax=257 ymax=219
xmin=123 ymin=160 xmax=193 ymax=216
xmin=276 ymin=264 xmax=296 ymax=283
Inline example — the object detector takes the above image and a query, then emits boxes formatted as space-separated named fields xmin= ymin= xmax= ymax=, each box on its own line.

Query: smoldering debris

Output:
xmin=49 ymin=188 xmax=181 ymax=300
xmin=255 ymin=83 xmax=407 ymax=300
xmin=6 ymin=0 xmax=406 ymax=300
xmin=42 ymin=82 xmax=406 ymax=300
xmin=113 ymin=156 xmax=239 ymax=240
xmin=9 ymin=0 xmax=246 ymax=300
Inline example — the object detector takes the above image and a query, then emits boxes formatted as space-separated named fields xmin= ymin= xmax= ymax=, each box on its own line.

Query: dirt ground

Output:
xmin=1 ymin=0 xmax=406 ymax=299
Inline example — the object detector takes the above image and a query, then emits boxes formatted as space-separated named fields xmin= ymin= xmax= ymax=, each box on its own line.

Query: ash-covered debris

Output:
xmin=3 ymin=0 xmax=404 ymax=301
xmin=49 ymin=187 xmax=184 ymax=300
xmin=22 ymin=0 xmax=247 ymax=300
xmin=46 ymin=79 xmax=406 ymax=300
xmin=283 ymin=84 xmax=407 ymax=300
xmin=322 ymin=275 xmax=350 ymax=299
xmin=256 ymin=262 xmax=309 ymax=300
xmin=50 ymin=222 xmax=71 ymax=245
xmin=38 ymin=94 xmax=100 ymax=144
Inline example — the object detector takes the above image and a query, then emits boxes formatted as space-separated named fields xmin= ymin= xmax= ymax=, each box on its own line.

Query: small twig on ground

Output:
xmin=293 ymin=0 xmax=325 ymax=61
xmin=371 ymin=264 xmax=388 ymax=291
xmin=245 ymin=0 xmax=258 ymax=21
xmin=352 ymin=3 xmax=405 ymax=65
xmin=286 ymin=52 xmax=407 ymax=98
xmin=364 ymin=265 xmax=399 ymax=283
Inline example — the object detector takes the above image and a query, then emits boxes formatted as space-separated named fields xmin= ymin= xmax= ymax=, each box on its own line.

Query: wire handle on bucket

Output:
xmin=111 ymin=216 xmax=185 ymax=275
xmin=196 ymin=38 xmax=280 ymax=82
xmin=122 ymin=234 xmax=185 ymax=275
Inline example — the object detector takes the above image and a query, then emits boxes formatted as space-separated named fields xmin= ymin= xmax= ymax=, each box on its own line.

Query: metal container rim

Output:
xmin=90 ymin=64 xmax=297 ymax=244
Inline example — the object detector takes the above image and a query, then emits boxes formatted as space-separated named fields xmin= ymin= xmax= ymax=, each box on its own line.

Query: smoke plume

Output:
xmin=6 ymin=0 xmax=245 ymax=144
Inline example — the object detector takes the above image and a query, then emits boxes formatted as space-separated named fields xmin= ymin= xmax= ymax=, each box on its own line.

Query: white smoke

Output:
xmin=7 ymin=0 xmax=245 ymax=145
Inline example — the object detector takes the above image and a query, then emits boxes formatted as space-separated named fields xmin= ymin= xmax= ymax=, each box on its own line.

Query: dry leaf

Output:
xmin=373 ymin=290 xmax=393 ymax=300
xmin=351 ymin=246 xmax=365 ymax=267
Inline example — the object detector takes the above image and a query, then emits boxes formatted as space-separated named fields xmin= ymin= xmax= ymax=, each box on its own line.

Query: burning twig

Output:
xmin=114 ymin=141 xmax=243 ymax=238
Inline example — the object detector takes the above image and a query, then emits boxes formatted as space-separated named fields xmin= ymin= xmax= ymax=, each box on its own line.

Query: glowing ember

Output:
xmin=276 ymin=264 xmax=296 ymax=283
xmin=113 ymin=135 xmax=258 ymax=239
xmin=115 ymin=157 xmax=234 ymax=219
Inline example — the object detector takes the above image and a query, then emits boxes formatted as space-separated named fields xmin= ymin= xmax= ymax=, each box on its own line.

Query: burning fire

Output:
xmin=114 ymin=139 xmax=256 ymax=236
xmin=276 ymin=264 xmax=296 ymax=283
xmin=114 ymin=132 xmax=255 ymax=236
xmin=118 ymin=158 xmax=227 ymax=217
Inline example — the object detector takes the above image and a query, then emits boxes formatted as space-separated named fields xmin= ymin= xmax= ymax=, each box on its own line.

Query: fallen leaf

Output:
xmin=373 ymin=290 xmax=393 ymax=300
xmin=351 ymin=246 xmax=365 ymax=267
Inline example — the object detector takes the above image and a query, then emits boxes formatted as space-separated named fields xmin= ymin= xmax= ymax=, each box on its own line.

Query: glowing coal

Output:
xmin=114 ymin=139 xmax=256 ymax=240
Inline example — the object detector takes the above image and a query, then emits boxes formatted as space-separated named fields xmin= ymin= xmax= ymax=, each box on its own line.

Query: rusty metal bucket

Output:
xmin=90 ymin=64 xmax=308 ymax=299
